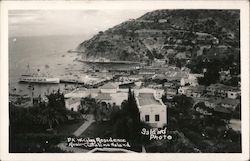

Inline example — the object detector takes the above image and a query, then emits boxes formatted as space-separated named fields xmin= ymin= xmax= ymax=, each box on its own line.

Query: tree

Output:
xmin=173 ymin=95 xmax=193 ymax=113
xmin=37 ymin=91 xmax=67 ymax=130
xmin=37 ymin=106 xmax=65 ymax=130
xmin=125 ymin=87 xmax=140 ymax=123
xmin=112 ymin=87 xmax=142 ymax=143
xmin=198 ymin=61 xmax=220 ymax=86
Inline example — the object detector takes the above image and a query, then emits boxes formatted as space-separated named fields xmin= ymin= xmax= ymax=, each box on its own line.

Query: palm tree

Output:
xmin=37 ymin=106 xmax=66 ymax=130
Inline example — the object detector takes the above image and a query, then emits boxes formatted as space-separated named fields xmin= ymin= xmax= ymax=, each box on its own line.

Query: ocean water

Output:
xmin=9 ymin=35 xmax=87 ymax=97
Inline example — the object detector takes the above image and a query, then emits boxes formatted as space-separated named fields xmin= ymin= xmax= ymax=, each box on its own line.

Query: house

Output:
xmin=164 ymin=82 xmax=174 ymax=88
xmin=86 ymin=89 xmax=101 ymax=98
xmin=99 ymin=82 xmax=119 ymax=93
xmin=135 ymin=88 xmax=167 ymax=127
xmin=152 ymin=74 xmax=167 ymax=80
xmin=180 ymin=78 xmax=198 ymax=86
xmin=185 ymin=85 xmax=205 ymax=98
xmin=65 ymin=88 xmax=100 ymax=98
xmin=165 ymin=69 xmax=189 ymax=82
xmin=95 ymin=93 xmax=112 ymax=104
xmin=219 ymin=70 xmax=232 ymax=82
xmin=180 ymin=74 xmax=203 ymax=86
xmin=227 ymin=90 xmax=240 ymax=99
xmin=204 ymin=98 xmax=222 ymax=109
xmin=110 ymin=92 xmax=128 ymax=106
xmin=64 ymin=87 xmax=88 ymax=98
xmin=178 ymin=86 xmax=189 ymax=95
xmin=206 ymin=83 xmax=240 ymax=99
xmin=65 ymin=98 xmax=81 ymax=111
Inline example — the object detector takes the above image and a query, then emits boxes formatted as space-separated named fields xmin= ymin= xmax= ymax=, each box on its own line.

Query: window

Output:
xmin=155 ymin=114 xmax=160 ymax=121
xmin=145 ymin=115 xmax=150 ymax=122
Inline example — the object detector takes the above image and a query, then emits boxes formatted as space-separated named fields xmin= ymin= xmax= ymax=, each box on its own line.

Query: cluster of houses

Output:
xmin=62 ymin=64 xmax=240 ymax=128
xmin=178 ymin=82 xmax=240 ymax=115
xmin=64 ymin=81 xmax=167 ymax=128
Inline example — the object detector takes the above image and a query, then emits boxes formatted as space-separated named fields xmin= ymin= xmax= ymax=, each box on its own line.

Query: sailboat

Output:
xmin=19 ymin=65 xmax=60 ymax=84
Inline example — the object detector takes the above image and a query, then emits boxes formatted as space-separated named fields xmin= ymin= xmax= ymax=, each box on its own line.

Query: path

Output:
xmin=73 ymin=114 xmax=95 ymax=137
xmin=57 ymin=114 xmax=95 ymax=152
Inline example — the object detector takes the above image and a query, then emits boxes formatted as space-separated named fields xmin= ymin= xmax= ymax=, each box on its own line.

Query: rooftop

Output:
xmin=137 ymin=93 xmax=161 ymax=106
xmin=187 ymin=85 xmax=206 ymax=93
xmin=100 ymin=82 xmax=118 ymax=89
xmin=95 ymin=93 xmax=112 ymax=101
xmin=66 ymin=98 xmax=81 ymax=105
xmin=165 ymin=71 xmax=189 ymax=81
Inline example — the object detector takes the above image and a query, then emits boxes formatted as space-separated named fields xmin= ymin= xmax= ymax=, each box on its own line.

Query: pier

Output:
xmin=77 ymin=59 xmax=141 ymax=65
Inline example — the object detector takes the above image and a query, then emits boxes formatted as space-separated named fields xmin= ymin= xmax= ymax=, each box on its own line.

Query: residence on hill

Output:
xmin=135 ymin=88 xmax=166 ymax=127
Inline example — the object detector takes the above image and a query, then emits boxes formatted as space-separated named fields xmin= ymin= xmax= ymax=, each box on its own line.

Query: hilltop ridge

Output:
xmin=77 ymin=9 xmax=240 ymax=70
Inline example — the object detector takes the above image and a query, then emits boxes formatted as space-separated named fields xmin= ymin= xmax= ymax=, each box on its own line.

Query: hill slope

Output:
xmin=77 ymin=10 xmax=240 ymax=63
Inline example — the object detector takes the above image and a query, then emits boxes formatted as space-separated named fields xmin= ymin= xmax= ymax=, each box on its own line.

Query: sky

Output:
xmin=9 ymin=10 xmax=148 ymax=37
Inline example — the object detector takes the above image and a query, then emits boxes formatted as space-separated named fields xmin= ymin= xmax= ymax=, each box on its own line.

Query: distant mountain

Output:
xmin=77 ymin=10 xmax=240 ymax=62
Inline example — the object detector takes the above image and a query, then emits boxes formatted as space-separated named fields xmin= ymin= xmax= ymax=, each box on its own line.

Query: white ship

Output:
xmin=19 ymin=65 xmax=60 ymax=84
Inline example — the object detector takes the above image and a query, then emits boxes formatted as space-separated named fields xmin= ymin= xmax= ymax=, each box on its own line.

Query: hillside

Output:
xmin=77 ymin=9 xmax=240 ymax=67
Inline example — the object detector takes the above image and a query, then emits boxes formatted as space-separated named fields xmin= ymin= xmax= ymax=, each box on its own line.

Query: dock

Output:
xmin=77 ymin=59 xmax=141 ymax=65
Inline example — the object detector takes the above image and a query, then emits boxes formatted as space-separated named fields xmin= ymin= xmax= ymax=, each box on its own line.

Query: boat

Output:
xmin=19 ymin=65 xmax=60 ymax=84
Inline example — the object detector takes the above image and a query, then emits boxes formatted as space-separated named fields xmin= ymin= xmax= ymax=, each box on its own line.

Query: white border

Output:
xmin=1 ymin=1 xmax=249 ymax=161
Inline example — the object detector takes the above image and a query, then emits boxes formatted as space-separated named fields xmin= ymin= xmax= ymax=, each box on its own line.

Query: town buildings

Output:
xmin=206 ymin=83 xmax=240 ymax=99
xmin=63 ymin=63 xmax=240 ymax=129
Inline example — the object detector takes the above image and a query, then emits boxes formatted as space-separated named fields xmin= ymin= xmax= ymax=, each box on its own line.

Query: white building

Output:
xmin=135 ymin=88 xmax=167 ymax=127
xmin=64 ymin=87 xmax=88 ymax=98
xmin=227 ymin=90 xmax=240 ymax=99
xmin=180 ymin=74 xmax=203 ymax=86
xmin=99 ymin=82 xmax=119 ymax=93
xmin=65 ymin=98 xmax=81 ymax=111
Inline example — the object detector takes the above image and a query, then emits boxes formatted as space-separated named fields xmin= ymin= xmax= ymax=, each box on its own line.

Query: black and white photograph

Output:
xmin=0 ymin=1 xmax=249 ymax=161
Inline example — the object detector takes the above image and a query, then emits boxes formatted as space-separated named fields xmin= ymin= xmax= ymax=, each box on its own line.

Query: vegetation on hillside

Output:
xmin=77 ymin=10 xmax=240 ymax=76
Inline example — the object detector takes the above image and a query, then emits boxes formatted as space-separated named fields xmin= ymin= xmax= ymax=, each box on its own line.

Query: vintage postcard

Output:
xmin=0 ymin=0 xmax=249 ymax=161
